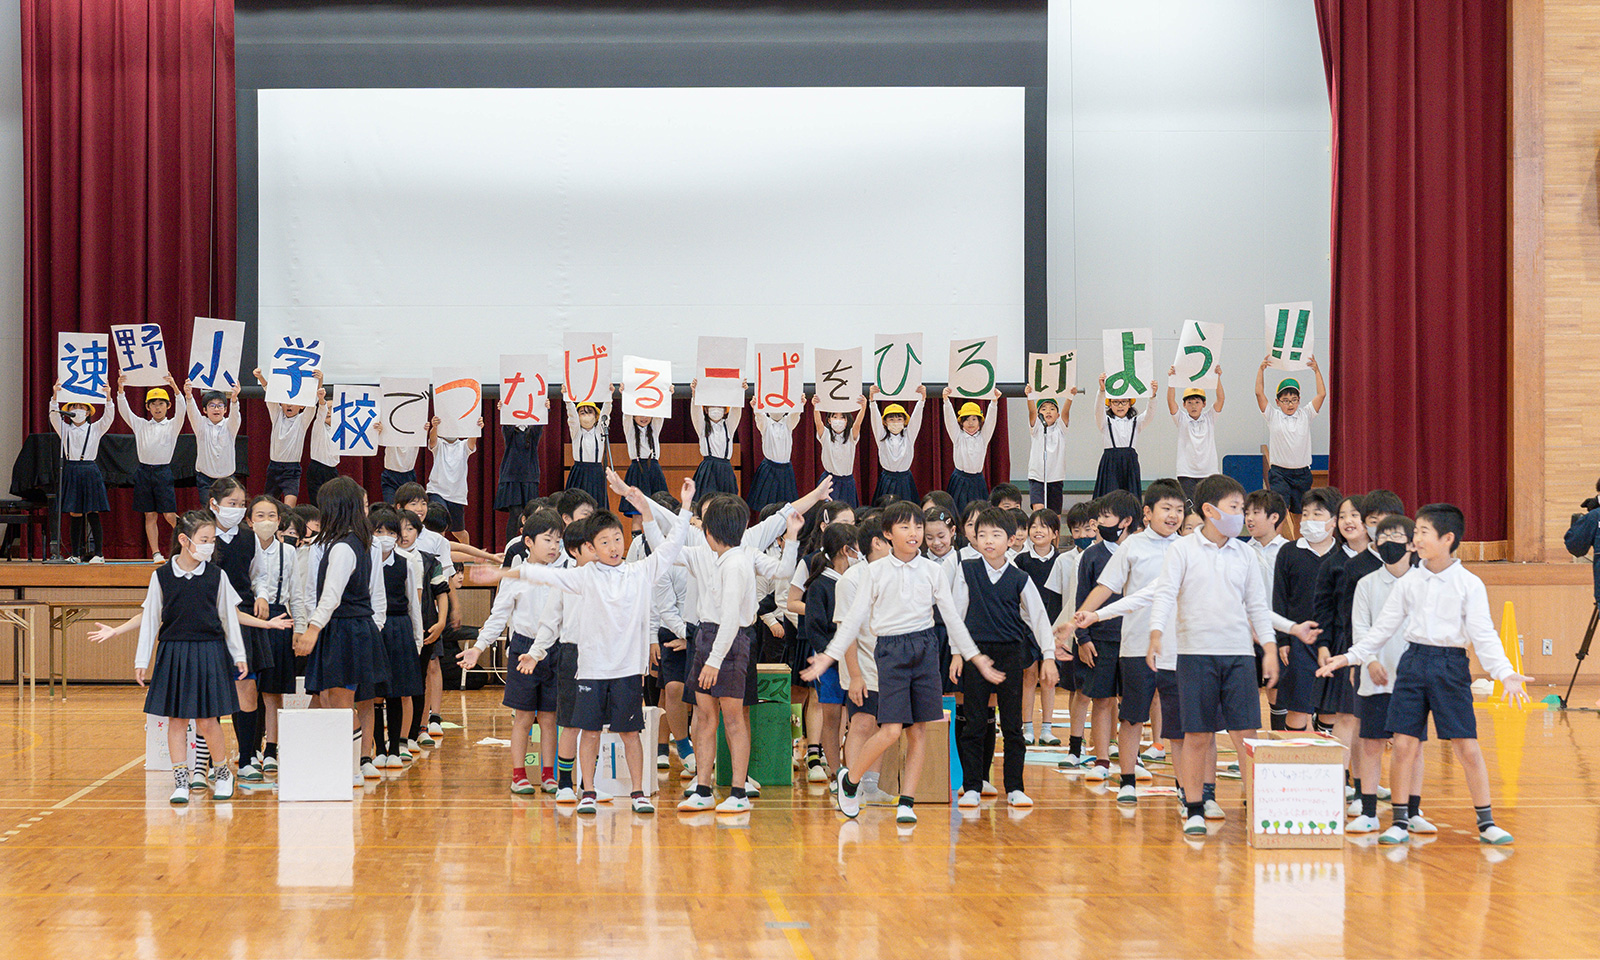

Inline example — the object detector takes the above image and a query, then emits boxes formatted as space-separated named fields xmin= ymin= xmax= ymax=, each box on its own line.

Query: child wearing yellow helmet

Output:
xmin=1167 ymin=364 xmax=1227 ymax=506
xmin=868 ymin=383 xmax=926 ymax=503
xmin=941 ymin=385 xmax=1002 ymax=511
xmin=117 ymin=371 xmax=185 ymax=561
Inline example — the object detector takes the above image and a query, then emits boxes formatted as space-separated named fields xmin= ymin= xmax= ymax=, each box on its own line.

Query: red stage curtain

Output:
xmin=1315 ymin=0 xmax=1508 ymax=539
xmin=22 ymin=0 xmax=236 ymax=557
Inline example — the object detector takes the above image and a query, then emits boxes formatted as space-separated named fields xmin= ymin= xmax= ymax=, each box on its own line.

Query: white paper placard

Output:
xmin=872 ymin=333 xmax=923 ymax=400
xmin=379 ymin=377 xmax=430 ymax=447
xmin=499 ymin=353 xmax=548 ymax=425
xmin=1028 ymin=350 xmax=1077 ymax=400
xmin=948 ymin=336 xmax=999 ymax=398
xmin=144 ymin=715 xmax=199 ymax=771
xmin=187 ymin=317 xmax=244 ymax=390
xmin=56 ymin=332 xmax=110 ymax=403
xmin=622 ymin=356 xmax=673 ymax=418
xmin=753 ymin=342 xmax=804 ymax=412
xmin=264 ymin=335 xmax=325 ymax=405
xmin=1248 ymin=760 xmax=1345 ymax=836
xmin=1102 ymin=328 xmax=1154 ymax=399
xmin=1265 ymin=301 xmax=1315 ymax=370
xmin=1172 ymin=320 xmax=1222 ymax=389
xmin=696 ymin=335 xmax=747 ymax=408
xmin=594 ymin=707 xmax=662 ymax=796
xmin=432 ymin=368 xmax=482 ymax=439
xmin=562 ymin=332 xmax=613 ymax=405
xmin=277 ymin=708 xmax=355 ymax=802
xmin=110 ymin=323 xmax=170 ymax=387
xmin=813 ymin=347 xmax=864 ymax=413
xmin=329 ymin=386 xmax=380 ymax=456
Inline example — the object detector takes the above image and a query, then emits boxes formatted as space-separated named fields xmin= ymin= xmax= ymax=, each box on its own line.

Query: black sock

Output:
xmin=1186 ymin=801 xmax=1204 ymax=820
xmin=1269 ymin=706 xmax=1288 ymax=731
xmin=582 ymin=789 xmax=596 ymax=800
xmin=1202 ymin=782 xmax=1216 ymax=802
xmin=1120 ymin=773 xmax=1136 ymax=788
xmin=1475 ymin=804 xmax=1494 ymax=830
xmin=1393 ymin=806 xmax=1409 ymax=828
xmin=68 ymin=515 xmax=84 ymax=557
xmin=1285 ymin=724 xmax=1307 ymax=733
xmin=361 ymin=755 xmax=372 ymax=766
xmin=696 ymin=783 xmax=713 ymax=798
xmin=842 ymin=774 xmax=858 ymax=797
xmin=899 ymin=795 xmax=914 ymax=808
xmin=1069 ymin=735 xmax=1084 ymax=756
xmin=557 ymin=756 xmax=575 ymax=790
xmin=408 ymin=695 xmax=425 ymax=740
xmin=1361 ymin=792 xmax=1378 ymax=819
xmin=263 ymin=741 xmax=277 ymax=760
xmin=657 ymin=742 xmax=669 ymax=757
xmin=1409 ymin=795 xmax=1421 ymax=820
xmin=385 ymin=698 xmax=404 ymax=755
xmin=86 ymin=513 xmax=104 ymax=556
xmin=731 ymin=787 xmax=747 ymax=799
xmin=232 ymin=710 xmax=254 ymax=767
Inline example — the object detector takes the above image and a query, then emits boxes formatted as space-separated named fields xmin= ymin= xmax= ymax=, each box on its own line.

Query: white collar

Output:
xmin=822 ymin=567 xmax=842 ymax=582
xmin=1416 ymin=559 xmax=1461 ymax=582
xmin=170 ymin=559 xmax=208 ymax=579
xmin=885 ymin=552 xmax=920 ymax=569
xmin=1026 ymin=544 xmax=1056 ymax=562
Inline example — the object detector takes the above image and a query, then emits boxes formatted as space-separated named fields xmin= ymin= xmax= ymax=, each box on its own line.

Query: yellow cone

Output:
xmin=1492 ymin=601 xmax=1524 ymax=705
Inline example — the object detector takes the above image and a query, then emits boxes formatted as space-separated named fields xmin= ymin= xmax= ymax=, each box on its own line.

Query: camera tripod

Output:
xmin=1560 ymin=603 xmax=1600 ymax=708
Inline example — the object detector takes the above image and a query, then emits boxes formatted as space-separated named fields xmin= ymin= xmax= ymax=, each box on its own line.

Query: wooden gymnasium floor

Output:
xmin=3 ymin=686 xmax=1600 ymax=960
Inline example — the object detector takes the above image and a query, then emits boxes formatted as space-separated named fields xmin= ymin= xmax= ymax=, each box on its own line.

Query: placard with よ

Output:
xmin=329 ymin=386 xmax=380 ymax=456
xmin=948 ymin=337 xmax=998 ymax=398
xmin=622 ymin=356 xmax=672 ymax=418
xmin=1102 ymin=328 xmax=1154 ymax=399
xmin=1171 ymin=320 xmax=1222 ymax=389
xmin=873 ymin=333 xmax=923 ymax=400
xmin=187 ymin=317 xmax=244 ymax=390
xmin=500 ymin=354 xmax=548 ymax=425
xmin=264 ymin=336 xmax=324 ymax=405
xmin=696 ymin=336 xmax=747 ymax=409
xmin=813 ymin=347 xmax=863 ymax=413
xmin=379 ymin=377 xmax=431 ymax=446
xmin=110 ymin=323 xmax=169 ymax=387
xmin=753 ymin=343 xmax=804 ymax=412
xmin=1264 ymin=302 xmax=1315 ymax=371
xmin=432 ymin=368 xmax=482 ymax=439
xmin=1028 ymin=351 xmax=1077 ymax=400
xmin=57 ymin=332 xmax=110 ymax=403
xmin=562 ymin=333 xmax=613 ymax=405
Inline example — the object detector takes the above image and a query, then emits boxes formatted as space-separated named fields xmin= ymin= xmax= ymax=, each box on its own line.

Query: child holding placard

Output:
xmin=426 ymin=414 xmax=484 ymax=545
xmin=117 ymin=372 xmax=184 ymax=562
xmin=50 ymin=383 xmax=115 ymax=562
xmin=749 ymin=404 xmax=802 ymax=514
xmin=252 ymin=367 xmax=318 ymax=506
xmin=307 ymin=388 xmax=341 ymax=503
xmin=1167 ymin=365 xmax=1225 ymax=507
xmin=691 ymin=378 xmax=743 ymax=499
xmin=496 ymin=421 xmax=543 ymax=544
xmin=814 ymin=394 xmax=867 ymax=508
xmin=1093 ymin=373 xmax=1156 ymax=499
xmin=868 ymin=384 xmax=925 ymax=503
xmin=941 ymin=387 xmax=1001 ymax=512
xmin=1025 ymin=384 xmax=1078 ymax=511
xmin=565 ymin=391 xmax=612 ymax=508
xmin=1255 ymin=355 xmax=1326 ymax=523
xmin=622 ymin=416 xmax=667 ymax=528
xmin=184 ymin=377 xmax=242 ymax=495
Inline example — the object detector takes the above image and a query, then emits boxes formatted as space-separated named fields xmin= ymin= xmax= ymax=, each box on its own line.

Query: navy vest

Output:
xmin=961 ymin=558 xmax=1032 ymax=645
xmin=156 ymin=562 xmax=226 ymax=643
xmin=317 ymin=535 xmax=374 ymax=620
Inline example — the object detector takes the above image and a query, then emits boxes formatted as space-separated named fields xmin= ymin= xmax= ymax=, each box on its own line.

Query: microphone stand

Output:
xmin=43 ymin=411 xmax=70 ymax=564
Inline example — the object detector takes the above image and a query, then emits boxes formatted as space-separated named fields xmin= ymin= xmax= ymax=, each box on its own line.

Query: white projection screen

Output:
xmin=257 ymin=87 xmax=1026 ymax=385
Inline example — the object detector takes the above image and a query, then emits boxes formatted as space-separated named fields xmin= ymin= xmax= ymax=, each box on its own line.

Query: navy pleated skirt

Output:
xmin=946 ymin=469 xmax=989 ymax=513
xmin=621 ymin=458 xmax=669 ymax=516
xmin=566 ymin=461 xmax=608 ymax=507
xmin=691 ymin=456 xmax=739 ymax=499
xmin=873 ymin=468 xmax=918 ymax=504
xmin=144 ymin=639 xmax=241 ymax=720
xmin=748 ymin=459 xmax=798 ymax=513
xmin=824 ymin=472 xmax=859 ymax=508
xmin=304 ymin=615 xmax=388 ymax=696
xmin=1093 ymin=447 xmax=1142 ymax=499
xmin=379 ymin=614 xmax=425 ymax=698
xmin=60 ymin=460 xmax=109 ymax=513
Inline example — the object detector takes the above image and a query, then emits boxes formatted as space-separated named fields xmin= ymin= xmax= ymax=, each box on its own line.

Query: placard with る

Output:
xmin=873 ymin=333 xmax=923 ymax=401
xmin=110 ymin=323 xmax=169 ymax=387
xmin=753 ymin=343 xmax=804 ymax=412
xmin=432 ymin=368 xmax=482 ymax=439
xmin=1264 ymin=302 xmax=1315 ymax=371
xmin=500 ymin=354 xmax=548 ymax=425
xmin=379 ymin=377 xmax=430 ymax=446
xmin=622 ymin=356 xmax=672 ymax=418
xmin=813 ymin=347 xmax=863 ymax=413
xmin=562 ymin=333 xmax=613 ymax=405
xmin=1028 ymin=351 xmax=1077 ymax=400
xmin=1171 ymin=320 xmax=1222 ymax=390
xmin=1102 ymin=328 xmax=1153 ymax=399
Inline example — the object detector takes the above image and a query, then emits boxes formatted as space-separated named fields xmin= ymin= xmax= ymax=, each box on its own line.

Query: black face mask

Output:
xmin=1376 ymin=541 xmax=1409 ymax=565
xmin=1098 ymin=522 xmax=1123 ymax=544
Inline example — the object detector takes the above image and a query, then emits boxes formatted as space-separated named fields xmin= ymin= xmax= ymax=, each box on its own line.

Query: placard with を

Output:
xmin=813 ymin=347 xmax=863 ymax=413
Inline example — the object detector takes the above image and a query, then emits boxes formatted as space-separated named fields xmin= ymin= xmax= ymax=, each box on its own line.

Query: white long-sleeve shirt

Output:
xmin=946 ymin=556 xmax=1054 ymax=658
xmin=870 ymin=398 xmax=924 ymax=472
xmin=826 ymin=552 xmax=979 ymax=663
xmin=134 ymin=560 xmax=247 ymax=670
xmin=249 ymin=537 xmax=294 ymax=607
xmin=690 ymin=540 xmax=800 ymax=668
xmin=568 ymin=400 xmax=611 ymax=463
xmin=624 ymin=417 xmax=664 ymax=461
xmin=1028 ymin=417 xmax=1067 ymax=483
xmin=380 ymin=547 xmax=426 ymax=647
xmin=306 ymin=541 xmax=387 ymax=631
xmin=49 ymin=399 xmax=115 ymax=461
xmin=757 ymin=410 xmax=801 ymax=465
xmin=1090 ymin=527 xmax=1181 ymax=664
xmin=1048 ymin=547 xmax=1083 ymax=628
xmin=944 ymin=402 xmax=997 ymax=474
xmin=266 ymin=403 xmax=314 ymax=463
xmin=185 ymin=398 xmax=240 ymax=478
xmin=475 ymin=566 xmax=551 ymax=650
xmin=117 ymin=393 xmax=184 ymax=465
xmin=309 ymin=409 xmax=340 ymax=467
xmin=818 ymin=428 xmax=858 ymax=477
xmin=653 ymin=563 xmax=689 ymax=641
xmin=1146 ymin=530 xmax=1275 ymax=658
xmin=694 ymin=410 xmax=740 ymax=459
xmin=1350 ymin=566 xmax=1409 ymax=696
xmin=522 ymin=509 xmax=692 ymax=679
xmin=1250 ymin=535 xmax=1290 ymax=601
xmin=645 ymin=503 xmax=793 ymax=624
xmin=834 ymin=562 xmax=879 ymax=692
xmin=1345 ymin=559 xmax=1517 ymax=681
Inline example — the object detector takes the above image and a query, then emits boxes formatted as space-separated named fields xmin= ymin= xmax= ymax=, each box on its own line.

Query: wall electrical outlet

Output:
xmin=1544 ymin=638 xmax=1554 ymax=656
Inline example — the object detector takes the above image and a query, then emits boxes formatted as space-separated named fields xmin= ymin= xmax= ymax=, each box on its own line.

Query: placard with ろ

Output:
xmin=500 ymin=354 xmax=548 ymax=425
xmin=753 ymin=343 xmax=804 ymax=412
xmin=329 ymin=386 xmax=380 ymax=456
xmin=1264 ymin=301 xmax=1315 ymax=371
xmin=1101 ymin=328 xmax=1153 ymax=399
xmin=622 ymin=356 xmax=672 ymax=419
xmin=432 ymin=368 xmax=482 ymax=439
xmin=1171 ymin=320 xmax=1222 ymax=390
xmin=562 ymin=332 xmax=613 ymax=405
xmin=696 ymin=335 xmax=747 ymax=409
xmin=57 ymin=332 xmax=111 ymax=403
xmin=948 ymin=336 xmax=998 ymax=398
xmin=110 ymin=323 xmax=169 ymax=387
xmin=379 ymin=377 xmax=431 ymax=447
xmin=873 ymin=333 xmax=923 ymax=401
xmin=813 ymin=347 xmax=863 ymax=413
xmin=1027 ymin=351 xmax=1077 ymax=400
xmin=187 ymin=317 xmax=244 ymax=390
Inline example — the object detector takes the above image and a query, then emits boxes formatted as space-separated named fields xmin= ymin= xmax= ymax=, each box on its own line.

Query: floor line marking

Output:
xmin=50 ymin=754 xmax=145 ymax=810
xmin=762 ymin=888 xmax=814 ymax=960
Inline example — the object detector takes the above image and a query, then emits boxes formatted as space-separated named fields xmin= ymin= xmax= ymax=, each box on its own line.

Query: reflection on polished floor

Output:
xmin=1 ymin=686 xmax=1597 ymax=959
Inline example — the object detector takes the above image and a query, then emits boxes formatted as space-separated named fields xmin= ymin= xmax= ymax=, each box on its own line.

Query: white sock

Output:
xmin=861 ymin=771 xmax=880 ymax=790
xmin=1023 ymin=722 xmax=1034 ymax=740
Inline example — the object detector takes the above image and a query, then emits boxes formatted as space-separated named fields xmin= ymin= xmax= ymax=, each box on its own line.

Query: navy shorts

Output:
xmin=656 ymin=628 xmax=688 ymax=686
xmin=1157 ymin=669 xmax=1184 ymax=739
xmin=1119 ymin=657 xmax=1177 ymax=728
xmin=1387 ymin=645 xmax=1474 ymax=741
xmin=1268 ymin=464 xmax=1314 ymax=514
xmin=1077 ymin=639 xmax=1122 ymax=700
xmin=690 ymin=621 xmax=752 ymax=701
xmin=874 ymin=629 xmax=945 ymax=726
xmin=265 ymin=460 xmax=302 ymax=500
xmin=571 ymin=674 xmax=645 ymax=733
xmin=1055 ymin=657 xmax=1081 ymax=692
xmin=1277 ymin=635 xmax=1323 ymax=715
xmin=846 ymin=689 xmax=879 ymax=721
xmin=813 ymin=663 xmax=845 ymax=705
xmin=554 ymin=642 xmax=579 ymax=727
xmin=428 ymin=495 xmax=467 ymax=533
xmin=504 ymin=633 xmax=559 ymax=714
xmin=1027 ymin=479 xmax=1063 ymax=512
xmin=131 ymin=463 xmax=177 ymax=514
xmin=1176 ymin=654 xmax=1261 ymax=733
xmin=381 ymin=468 xmax=417 ymax=505
xmin=1359 ymin=692 xmax=1425 ymax=742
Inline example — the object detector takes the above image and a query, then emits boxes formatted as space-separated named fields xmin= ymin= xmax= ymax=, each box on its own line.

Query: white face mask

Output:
xmin=708 ymin=408 xmax=726 ymax=423
xmin=253 ymin=518 xmax=279 ymax=540
xmin=214 ymin=505 xmax=246 ymax=529
xmin=829 ymin=417 xmax=847 ymax=432
xmin=1365 ymin=523 xmax=1378 ymax=542
xmin=1212 ymin=511 xmax=1246 ymax=539
xmin=66 ymin=408 xmax=87 ymax=424
xmin=373 ymin=535 xmax=397 ymax=554
xmin=1300 ymin=519 xmax=1330 ymax=543
xmin=847 ymin=551 xmax=865 ymax=567
xmin=189 ymin=541 xmax=215 ymax=562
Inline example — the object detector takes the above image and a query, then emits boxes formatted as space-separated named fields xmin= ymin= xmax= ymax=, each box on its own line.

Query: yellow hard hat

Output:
xmin=957 ymin=402 xmax=983 ymax=420
xmin=576 ymin=401 xmax=599 ymax=412
xmin=883 ymin=403 xmax=908 ymax=418
xmin=1183 ymin=388 xmax=1206 ymax=401
xmin=145 ymin=387 xmax=171 ymax=403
